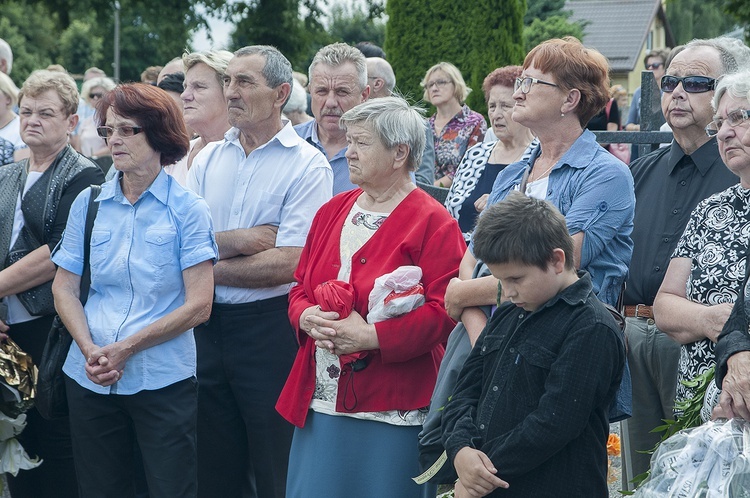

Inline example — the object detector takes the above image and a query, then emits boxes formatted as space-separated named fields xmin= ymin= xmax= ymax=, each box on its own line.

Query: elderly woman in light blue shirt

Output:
xmin=51 ymin=83 xmax=217 ymax=498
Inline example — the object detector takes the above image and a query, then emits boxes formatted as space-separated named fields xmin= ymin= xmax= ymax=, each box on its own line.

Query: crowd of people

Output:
xmin=1 ymin=30 xmax=750 ymax=498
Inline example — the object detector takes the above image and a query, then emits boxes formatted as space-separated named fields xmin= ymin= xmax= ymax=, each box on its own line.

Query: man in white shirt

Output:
xmin=187 ymin=45 xmax=333 ymax=498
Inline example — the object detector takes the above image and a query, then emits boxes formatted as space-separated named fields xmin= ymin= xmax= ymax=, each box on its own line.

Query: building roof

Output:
xmin=565 ymin=0 xmax=674 ymax=73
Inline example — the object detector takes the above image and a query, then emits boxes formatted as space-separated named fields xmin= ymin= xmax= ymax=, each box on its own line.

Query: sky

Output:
xmin=192 ymin=12 xmax=234 ymax=51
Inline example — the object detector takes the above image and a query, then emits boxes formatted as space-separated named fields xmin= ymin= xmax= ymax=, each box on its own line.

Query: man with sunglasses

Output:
xmin=625 ymin=49 xmax=670 ymax=134
xmin=621 ymin=37 xmax=748 ymax=488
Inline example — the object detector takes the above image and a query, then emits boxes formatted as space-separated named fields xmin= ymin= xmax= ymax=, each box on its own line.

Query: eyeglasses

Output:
xmin=96 ymin=125 xmax=143 ymax=139
xmin=426 ymin=79 xmax=451 ymax=89
xmin=705 ymin=109 xmax=750 ymax=137
xmin=645 ymin=62 xmax=664 ymax=70
xmin=661 ymin=75 xmax=716 ymax=93
xmin=89 ymin=93 xmax=104 ymax=100
xmin=514 ymin=77 xmax=558 ymax=94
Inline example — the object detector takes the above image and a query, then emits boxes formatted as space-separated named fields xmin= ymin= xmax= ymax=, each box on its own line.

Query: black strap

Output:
xmin=79 ymin=185 xmax=101 ymax=306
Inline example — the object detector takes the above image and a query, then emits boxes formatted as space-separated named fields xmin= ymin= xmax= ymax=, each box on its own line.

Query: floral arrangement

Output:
xmin=607 ymin=433 xmax=621 ymax=484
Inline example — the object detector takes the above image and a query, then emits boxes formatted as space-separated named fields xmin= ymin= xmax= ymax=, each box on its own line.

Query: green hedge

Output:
xmin=385 ymin=0 xmax=526 ymax=118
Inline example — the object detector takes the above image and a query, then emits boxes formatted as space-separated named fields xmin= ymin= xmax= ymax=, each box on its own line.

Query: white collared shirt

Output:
xmin=188 ymin=121 xmax=333 ymax=304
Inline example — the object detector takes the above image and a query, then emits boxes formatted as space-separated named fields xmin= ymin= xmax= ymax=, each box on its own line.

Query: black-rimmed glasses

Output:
xmin=514 ymin=77 xmax=558 ymax=94
xmin=96 ymin=125 xmax=143 ymax=139
xmin=661 ymin=75 xmax=716 ymax=93
xmin=705 ymin=109 xmax=750 ymax=137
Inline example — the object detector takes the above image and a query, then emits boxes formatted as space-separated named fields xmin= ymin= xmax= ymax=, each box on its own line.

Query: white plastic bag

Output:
xmin=367 ymin=266 xmax=425 ymax=324
xmin=634 ymin=418 xmax=750 ymax=497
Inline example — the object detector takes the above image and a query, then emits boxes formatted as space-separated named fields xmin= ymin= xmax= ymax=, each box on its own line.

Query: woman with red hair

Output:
xmin=51 ymin=83 xmax=218 ymax=497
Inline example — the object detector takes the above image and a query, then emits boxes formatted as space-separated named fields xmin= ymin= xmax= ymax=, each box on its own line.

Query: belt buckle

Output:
xmin=635 ymin=304 xmax=647 ymax=318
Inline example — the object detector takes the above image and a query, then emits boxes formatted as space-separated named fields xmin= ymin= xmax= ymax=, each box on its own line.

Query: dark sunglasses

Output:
xmin=96 ymin=125 xmax=143 ymax=139
xmin=645 ymin=62 xmax=663 ymax=70
xmin=661 ymin=75 xmax=716 ymax=93
xmin=89 ymin=93 xmax=104 ymax=100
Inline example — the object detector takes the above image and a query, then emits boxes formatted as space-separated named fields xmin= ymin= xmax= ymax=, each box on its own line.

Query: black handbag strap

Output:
xmin=79 ymin=185 xmax=101 ymax=307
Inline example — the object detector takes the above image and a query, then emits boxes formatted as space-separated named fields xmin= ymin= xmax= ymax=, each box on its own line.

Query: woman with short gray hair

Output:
xmin=655 ymin=67 xmax=750 ymax=422
xmin=277 ymin=96 xmax=465 ymax=497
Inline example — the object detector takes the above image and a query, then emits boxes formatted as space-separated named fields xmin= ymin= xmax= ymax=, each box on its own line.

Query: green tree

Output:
xmin=328 ymin=3 xmax=386 ymax=48
xmin=666 ymin=0 xmax=736 ymax=44
xmin=385 ymin=0 xmax=525 ymax=117
xmin=0 ymin=0 xmax=59 ymax=84
xmin=59 ymin=18 xmax=104 ymax=76
xmin=524 ymin=0 xmax=568 ymax=23
xmin=523 ymin=15 xmax=585 ymax=53
xmin=227 ymin=0 xmax=332 ymax=72
xmin=2 ymin=0 xmax=206 ymax=82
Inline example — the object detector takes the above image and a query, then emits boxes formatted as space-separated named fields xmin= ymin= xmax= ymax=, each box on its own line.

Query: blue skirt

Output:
xmin=286 ymin=410 xmax=436 ymax=498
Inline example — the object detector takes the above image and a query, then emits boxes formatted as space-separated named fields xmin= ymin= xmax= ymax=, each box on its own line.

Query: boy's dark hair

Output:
xmin=473 ymin=192 xmax=575 ymax=270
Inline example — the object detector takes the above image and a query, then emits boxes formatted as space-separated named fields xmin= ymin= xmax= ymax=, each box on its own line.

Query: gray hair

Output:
xmin=183 ymin=50 xmax=234 ymax=87
xmin=339 ymin=96 xmax=426 ymax=172
xmin=367 ymin=57 xmax=396 ymax=93
xmin=81 ymin=76 xmax=116 ymax=105
xmin=284 ymin=79 xmax=308 ymax=113
xmin=0 ymin=38 xmax=12 ymax=74
xmin=234 ymin=45 xmax=293 ymax=90
xmin=712 ymin=68 xmax=750 ymax=111
xmin=19 ymin=69 xmax=79 ymax=115
xmin=0 ymin=71 xmax=19 ymax=106
xmin=685 ymin=37 xmax=750 ymax=76
xmin=309 ymin=43 xmax=368 ymax=90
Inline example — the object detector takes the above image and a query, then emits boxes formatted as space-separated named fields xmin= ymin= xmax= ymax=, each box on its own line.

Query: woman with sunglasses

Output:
xmin=421 ymin=62 xmax=487 ymax=188
xmin=72 ymin=76 xmax=116 ymax=167
xmin=654 ymin=67 xmax=750 ymax=423
xmin=0 ymin=69 xmax=104 ymax=498
xmin=51 ymin=83 xmax=217 ymax=497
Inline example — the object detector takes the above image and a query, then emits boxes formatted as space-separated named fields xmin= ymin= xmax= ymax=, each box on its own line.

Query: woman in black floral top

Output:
xmin=654 ymin=70 xmax=750 ymax=421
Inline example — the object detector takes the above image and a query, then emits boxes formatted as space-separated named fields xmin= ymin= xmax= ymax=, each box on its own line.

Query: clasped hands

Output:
xmin=300 ymin=306 xmax=378 ymax=355
xmin=83 ymin=342 xmax=132 ymax=387
xmin=453 ymin=447 xmax=509 ymax=497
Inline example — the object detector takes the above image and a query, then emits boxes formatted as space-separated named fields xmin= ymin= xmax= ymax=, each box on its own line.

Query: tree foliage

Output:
xmin=522 ymin=0 xmax=584 ymax=53
xmin=59 ymin=18 xmax=104 ymax=76
xmin=0 ymin=1 xmax=59 ymax=85
xmin=1 ymin=0 xmax=203 ymax=82
xmin=666 ymin=0 xmax=737 ymax=45
xmin=385 ymin=0 xmax=525 ymax=117
xmin=328 ymin=3 xmax=386 ymax=48
xmin=524 ymin=0 xmax=568 ymax=24
xmin=524 ymin=15 xmax=585 ymax=53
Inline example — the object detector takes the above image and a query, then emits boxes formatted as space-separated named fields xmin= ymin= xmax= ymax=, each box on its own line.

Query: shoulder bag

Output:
xmin=36 ymin=185 xmax=100 ymax=420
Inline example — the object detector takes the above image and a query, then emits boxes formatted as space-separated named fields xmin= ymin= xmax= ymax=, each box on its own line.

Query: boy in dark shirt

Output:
xmin=442 ymin=192 xmax=625 ymax=497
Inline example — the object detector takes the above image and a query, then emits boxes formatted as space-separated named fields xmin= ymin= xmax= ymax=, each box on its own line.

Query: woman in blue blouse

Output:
xmin=445 ymin=37 xmax=635 ymax=341
xmin=51 ymin=83 xmax=217 ymax=498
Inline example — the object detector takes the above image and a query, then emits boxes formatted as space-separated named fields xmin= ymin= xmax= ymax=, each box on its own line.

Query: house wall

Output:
xmin=628 ymin=14 xmax=669 ymax=98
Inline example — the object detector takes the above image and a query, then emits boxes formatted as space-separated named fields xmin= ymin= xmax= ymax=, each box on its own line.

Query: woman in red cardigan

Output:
xmin=277 ymin=96 xmax=465 ymax=497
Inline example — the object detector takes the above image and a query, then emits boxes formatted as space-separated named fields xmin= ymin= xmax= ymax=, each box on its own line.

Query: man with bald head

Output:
xmin=621 ymin=37 xmax=748 ymax=487
xmin=0 ymin=39 xmax=11 ymax=75
xmin=366 ymin=57 xmax=435 ymax=184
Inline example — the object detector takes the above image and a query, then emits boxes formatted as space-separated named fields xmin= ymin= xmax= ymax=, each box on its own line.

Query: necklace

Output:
xmin=528 ymin=161 xmax=555 ymax=183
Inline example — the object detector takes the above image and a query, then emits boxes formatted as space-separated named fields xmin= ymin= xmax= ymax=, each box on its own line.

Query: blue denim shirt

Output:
xmin=477 ymin=130 xmax=635 ymax=307
xmin=52 ymin=171 xmax=218 ymax=395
